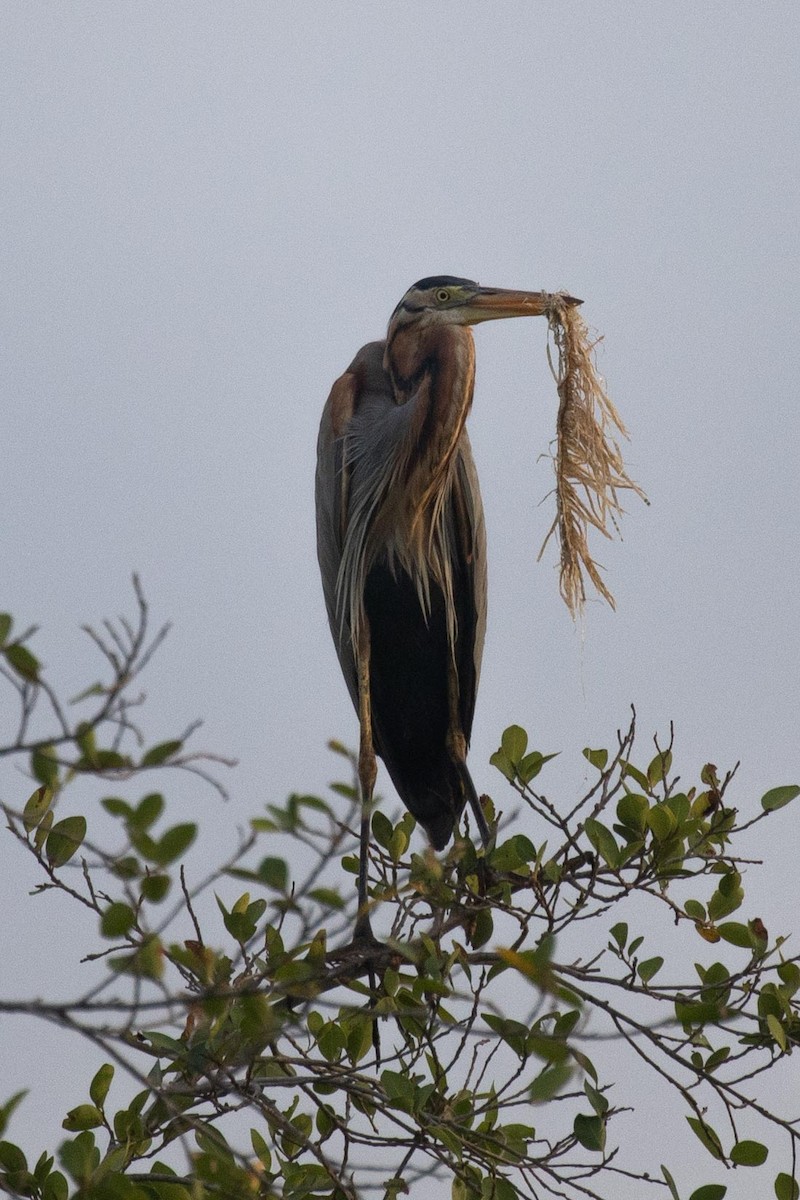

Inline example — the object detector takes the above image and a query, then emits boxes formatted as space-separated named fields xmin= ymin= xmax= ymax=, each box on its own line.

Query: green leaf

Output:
xmin=46 ymin=816 xmax=87 ymax=867
xmin=584 ymin=1082 xmax=609 ymax=1116
xmin=609 ymin=921 xmax=628 ymax=949
xmin=777 ymin=961 xmax=800 ymax=993
xmin=250 ymin=1128 xmax=271 ymax=1170
xmin=142 ymin=1031 xmax=185 ymax=1057
xmin=389 ymin=824 xmax=410 ymax=860
xmin=689 ymin=1187 xmax=727 ymax=1200
xmin=134 ymin=793 xmax=164 ymax=828
xmin=501 ymin=725 xmax=528 ymax=763
xmin=371 ymin=810 xmax=394 ymax=850
xmin=622 ymin=760 xmax=650 ymax=789
xmin=152 ymin=823 xmax=197 ymax=865
xmin=483 ymin=1180 xmax=516 ymax=1200
xmin=100 ymin=903 xmax=136 ymax=938
xmin=716 ymin=922 xmax=752 ymax=948
xmin=92 ymin=750 xmax=131 ymax=771
xmin=59 ymin=1130 xmax=99 ymax=1184
xmin=661 ymin=1165 xmax=680 ymax=1200
xmin=309 ymin=887 xmax=345 ymax=911
xmin=665 ymin=794 xmax=690 ymax=828
xmin=0 ymin=614 xmax=12 ymax=646
xmin=767 ymin=1013 xmax=788 ymax=1052
xmin=318 ymin=1022 xmax=345 ymax=1062
xmin=584 ymin=818 xmax=620 ymax=868
xmin=31 ymin=746 xmax=59 ymax=788
xmin=316 ymin=1099 xmax=335 ymax=1137
xmin=483 ymin=1014 xmax=529 ymax=1059
xmin=529 ymin=1062 xmax=572 ymax=1102
xmin=0 ymin=1092 xmax=27 ymax=1138
xmin=524 ymin=1031 xmax=569 ymax=1064
xmin=140 ymin=873 xmax=170 ymax=903
xmin=518 ymin=750 xmax=552 ymax=784
xmin=730 ymin=1140 xmax=768 ymax=1167
xmin=0 ymin=1141 xmax=27 ymax=1172
xmin=5 ymin=642 xmax=40 ymax=681
xmin=761 ymin=785 xmax=800 ymax=813
xmin=684 ymin=899 xmax=706 ymax=921
xmin=33 ymin=809 xmax=53 ymax=852
xmin=553 ymin=1009 xmax=580 ymax=1040
xmin=638 ymin=956 xmax=664 ymax=984
xmin=111 ymin=855 xmax=140 ymax=880
xmin=616 ymin=792 xmax=649 ymax=832
xmin=345 ymin=1013 xmax=374 ymax=1064
xmin=216 ymin=894 xmax=264 ymax=944
xmin=69 ymin=681 xmax=106 ymax=705
xmin=708 ymin=872 xmax=744 ymax=921
xmin=89 ymin=1065 xmax=114 ymax=1108
xmin=110 ymin=936 xmax=164 ymax=981
xmin=62 ymin=1105 xmax=103 ymax=1132
xmin=775 ymin=1172 xmax=800 ymax=1200
xmin=257 ymin=856 xmax=289 ymax=892
xmin=490 ymin=751 xmax=515 ymax=782
xmin=705 ymin=1046 xmax=731 ymax=1072
xmin=647 ymin=804 xmax=677 ymax=841
xmin=141 ymin=740 xmax=183 ymax=767
xmin=686 ymin=1116 xmax=725 ymax=1161
xmin=23 ymin=785 xmax=54 ymax=833
xmin=583 ymin=747 xmax=608 ymax=771
xmin=647 ymin=750 xmax=672 ymax=786
xmin=102 ymin=797 xmax=133 ymax=819
xmin=573 ymin=1113 xmax=605 ymax=1153
xmin=42 ymin=1171 xmax=69 ymax=1200
xmin=491 ymin=834 xmax=537 ymax=872
xmin=469 ymin=905 xmax=494 ymax=950
xmin=381 ymin=1070 xmax=416 ymax=1110
xmin=74 ymin=724 xmax=97 ymax=765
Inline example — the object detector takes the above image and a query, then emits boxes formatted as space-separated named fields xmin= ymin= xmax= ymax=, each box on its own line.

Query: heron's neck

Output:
xmin=372 ymin=323 xmax=475 ymax=635
xmin=385 ymin=324 xmax=476 ymax=493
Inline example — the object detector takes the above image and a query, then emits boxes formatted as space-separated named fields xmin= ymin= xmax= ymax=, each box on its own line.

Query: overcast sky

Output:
xmin=2 ymin=5 xmax=799 ymax=1197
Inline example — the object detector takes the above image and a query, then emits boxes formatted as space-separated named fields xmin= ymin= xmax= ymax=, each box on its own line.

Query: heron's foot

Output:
xmin=352 ymin=910 xmax=382 ymax=953
xmin=325 ymin=914 xmax=383 ymax=967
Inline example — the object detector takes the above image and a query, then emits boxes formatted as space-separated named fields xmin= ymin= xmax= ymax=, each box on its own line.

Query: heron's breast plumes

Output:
xmin=335 ymin=398 xmax=465 ymax=657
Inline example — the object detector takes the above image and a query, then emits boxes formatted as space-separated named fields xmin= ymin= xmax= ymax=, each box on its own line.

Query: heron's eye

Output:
xmin=436 ymin=289 xmax=450 ymax=304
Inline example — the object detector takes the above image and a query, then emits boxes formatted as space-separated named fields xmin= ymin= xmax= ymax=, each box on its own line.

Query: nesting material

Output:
xmin=538 ymin=295 xmax=647 ymax=617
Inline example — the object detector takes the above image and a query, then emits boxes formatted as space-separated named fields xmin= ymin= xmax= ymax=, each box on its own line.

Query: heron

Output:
xmin=316 ymin=276 xmax=579 ymax=940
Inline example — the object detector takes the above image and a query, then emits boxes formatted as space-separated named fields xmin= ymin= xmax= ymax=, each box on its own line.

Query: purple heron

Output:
xmin=316 ymin=276 xmax=579 ymax=937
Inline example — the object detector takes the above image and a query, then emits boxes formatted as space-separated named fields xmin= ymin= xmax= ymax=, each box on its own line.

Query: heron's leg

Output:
xmin=355 ymin=618 xmax=378 ymax=944
xmin=353 ymin=617 xmax=383 ymax=1063
xmin=446 ymin=655 xmax=490 ymax=847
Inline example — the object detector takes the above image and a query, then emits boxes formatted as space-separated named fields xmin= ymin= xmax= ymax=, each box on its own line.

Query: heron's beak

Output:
xmin=461 ymin=287 xmax=582 ymax=324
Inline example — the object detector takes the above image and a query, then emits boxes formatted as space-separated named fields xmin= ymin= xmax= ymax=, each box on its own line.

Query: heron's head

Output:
xmin=388 ymin=276 xmax=581 ymax=336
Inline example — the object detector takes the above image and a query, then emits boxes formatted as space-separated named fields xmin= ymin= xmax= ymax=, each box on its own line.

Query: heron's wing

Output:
xmin=450 ymin=434 xmax=487 ymax=745
xmin=316 ymin=368 xmax=360 ymax=710
xmin=316 ymin=341 xmax=394 ymax=713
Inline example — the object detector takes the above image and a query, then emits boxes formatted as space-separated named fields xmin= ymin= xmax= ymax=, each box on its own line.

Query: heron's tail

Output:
xmin=388 ymin=754 xmax=488 ymax=851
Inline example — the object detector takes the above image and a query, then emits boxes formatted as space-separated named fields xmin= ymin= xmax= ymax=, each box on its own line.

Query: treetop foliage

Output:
xmin=0 ymin=585 xmax=799 ymax=1200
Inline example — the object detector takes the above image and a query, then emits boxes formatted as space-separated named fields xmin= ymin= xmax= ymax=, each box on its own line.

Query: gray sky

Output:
xmin=2 ymin=5 xmax=799 ymax=1197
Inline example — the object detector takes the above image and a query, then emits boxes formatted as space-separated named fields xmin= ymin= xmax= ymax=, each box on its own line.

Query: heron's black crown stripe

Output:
xmin=411 ymin=275 xmax=478 ymax=291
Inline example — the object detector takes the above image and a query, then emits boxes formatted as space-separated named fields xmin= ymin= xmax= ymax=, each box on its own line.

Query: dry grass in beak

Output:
xmin=539 ymin=296 xmax=648 ymax=617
